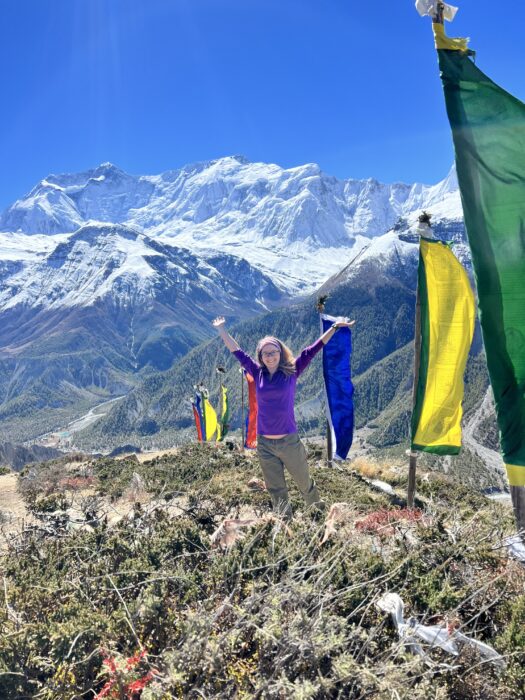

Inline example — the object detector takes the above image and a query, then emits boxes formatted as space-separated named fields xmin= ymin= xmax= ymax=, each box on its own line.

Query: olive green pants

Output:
xmin=257 ymin=433 xmax=321 ymax=519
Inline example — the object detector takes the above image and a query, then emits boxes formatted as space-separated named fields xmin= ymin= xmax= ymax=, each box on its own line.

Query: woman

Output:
xmin=212 ymin=315 xmax=355 ymax=519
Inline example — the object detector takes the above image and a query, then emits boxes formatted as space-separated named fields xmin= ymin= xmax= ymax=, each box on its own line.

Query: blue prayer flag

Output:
xmin=321 ymin=314 xmax=354 ymax=460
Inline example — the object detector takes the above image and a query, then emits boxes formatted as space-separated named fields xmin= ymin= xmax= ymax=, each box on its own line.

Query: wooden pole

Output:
xmin=216 ymin=366 xmax=226 ymax=442
xmin=326 ymin=420 xmax=333 ymax=467
xmin=407 ymin=454 xmax=418 ymax=509
xmin=193 ymin=385 xmax=203 ymax=446
xmin=199 ymin=385 xmax=207 ymax=443
xmin=433 ymin=1 xmax=444 ymax=24
xmin=408 ymin=281 xmax=421 ymax=509
xmin=510 ymin=487 xmax=525 ymax=538
xmin=218 ymin=379 xmax=223 ymax=441
xmin=408 ymin=214 xmax=428 ymax=508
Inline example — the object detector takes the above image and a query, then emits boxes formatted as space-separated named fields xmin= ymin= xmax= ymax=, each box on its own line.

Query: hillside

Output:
xmin=0 ymin=445 xmax=523 ymax=698
xmin=75 ymin=232 xmax=494 ymax=474
xmin=0 ymin=158 xmax=464 ymax=442
xmin=0 ymin=224 xmax=284 ymax=444
xmin=74 ymin=252 xmax=419 ymax=451
xmin=0 ymin=441 xmax=62 ymax=471
xmin=0 ymin=158 xmax=503 ymax=494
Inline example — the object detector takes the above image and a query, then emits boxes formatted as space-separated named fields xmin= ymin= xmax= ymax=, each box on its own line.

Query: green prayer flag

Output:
xmin=434 ymin=23 xmax=525 ymax=485
xmin=219 ymin=385 xmax=230 ymax=441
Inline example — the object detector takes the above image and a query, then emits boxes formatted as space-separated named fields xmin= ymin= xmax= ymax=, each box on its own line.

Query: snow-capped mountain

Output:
xmin=0 ymin=220 xmax=284 ymax=442
xmin=0 ymin=222 xmax=284 ymax=376
xmin=0 ymin=223 xmax=282 ymax=313
xmin=0 ymin=156 xmax=463 ymax=295
xmin=0 ymin=156 xmax=465 ymax=443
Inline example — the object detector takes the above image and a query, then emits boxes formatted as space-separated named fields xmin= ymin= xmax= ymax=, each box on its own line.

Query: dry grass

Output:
xmin=1 ymin=446 xmax=523 ymax=699
xmin=351 ymin=455 xmax=405 ymax=482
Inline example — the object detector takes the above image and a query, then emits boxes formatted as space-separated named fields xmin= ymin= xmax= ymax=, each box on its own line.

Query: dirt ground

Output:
xmin=0 ymin=473 xmax=27 ymax=521
xmin=0 ymin=448 xmax=203 ymax=543
xmin=132 ymin=447 xmax=180 ymax=463
xmin=0 ymin=470 xmax=161 ymax=552
xmin=0 ymin=473 xmax=32 ymax=550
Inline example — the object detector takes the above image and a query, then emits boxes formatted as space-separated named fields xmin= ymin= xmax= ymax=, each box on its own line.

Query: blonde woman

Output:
xmin=213 ymin=316 xmax=355 ymax=519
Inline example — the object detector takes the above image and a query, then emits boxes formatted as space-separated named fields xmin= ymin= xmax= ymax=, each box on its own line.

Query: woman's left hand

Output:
xmin=334 ymin=318 xmax=356 ymax=329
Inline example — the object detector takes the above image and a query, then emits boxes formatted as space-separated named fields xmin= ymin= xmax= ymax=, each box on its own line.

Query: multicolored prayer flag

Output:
xmin=434 ymin=21 xmax=525 ymax=484
xmin=411 ymin=237 xmax=475 ymax=454
xmin=192 ymin=393 xmax=204 ymax=442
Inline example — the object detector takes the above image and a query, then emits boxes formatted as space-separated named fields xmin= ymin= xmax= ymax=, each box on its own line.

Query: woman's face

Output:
xmin=260 ymin=343 xmax=281 ymax=372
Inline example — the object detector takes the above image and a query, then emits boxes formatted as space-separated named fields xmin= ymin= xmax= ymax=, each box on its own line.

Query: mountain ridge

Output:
xmin=0 ymin=156 xmax=462 ymax=295
xmin=0 ymin=157 xmax=467 ymax=445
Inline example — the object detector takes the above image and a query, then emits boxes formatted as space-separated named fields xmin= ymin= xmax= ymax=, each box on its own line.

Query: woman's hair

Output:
xmin=256 ymin=336 xmax=296 ymax=376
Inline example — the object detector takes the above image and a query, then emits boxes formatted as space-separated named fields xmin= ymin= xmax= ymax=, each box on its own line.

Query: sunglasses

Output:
xmin=261 ymin=350 xmax=280 ymax=359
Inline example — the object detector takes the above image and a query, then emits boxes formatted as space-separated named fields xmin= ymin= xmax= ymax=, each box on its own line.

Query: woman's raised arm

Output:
xmin=320 ymin=318 xmax=356 ymax=345
xmin=212 ymin=316 xmax=241 ymax=352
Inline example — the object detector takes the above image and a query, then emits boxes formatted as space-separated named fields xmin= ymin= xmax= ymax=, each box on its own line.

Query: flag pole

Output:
xmin=408 ymin=212 xmax=431 ymax=507
xmin=191 ymin=394 xmax=202 ymax=443
xmin=510 ymin=488 xmax=525 ymax=538
xmin=407 ymin=283 xmax=421 ymax=509
xmin=193 ymin=384 xmax=204 ymax=446
xmin=316 ymin=295 xmax=333 ymax=467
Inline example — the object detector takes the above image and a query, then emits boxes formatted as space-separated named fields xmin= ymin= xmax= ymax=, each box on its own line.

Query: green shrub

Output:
xmin=1 ymin=445 xmax=523 ymax=698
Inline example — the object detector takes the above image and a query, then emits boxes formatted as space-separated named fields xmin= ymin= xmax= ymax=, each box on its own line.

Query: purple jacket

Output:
xmin=233 ymin=339 xmax=323 ymax=435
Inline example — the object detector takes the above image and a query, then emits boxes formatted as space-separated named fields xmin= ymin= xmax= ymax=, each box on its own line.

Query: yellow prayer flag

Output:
xmin=411 ymin=238 xmax=475 ymax=454
xmin=203 ymin=398 xmax=218 ymax=441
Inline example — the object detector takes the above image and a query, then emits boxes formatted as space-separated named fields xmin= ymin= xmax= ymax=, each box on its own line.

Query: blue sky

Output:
xmin=1 ymin=0 xmax=524 ymax=209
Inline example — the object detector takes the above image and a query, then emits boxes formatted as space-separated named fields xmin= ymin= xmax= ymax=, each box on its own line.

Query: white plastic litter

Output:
xmin=377 ymin=592 xmax=505 ymax=667
xmin=505 ymin=534 xmax=525 ymax=564
xmin=370 ymin=479 xmax=395 ymax=495
xmin=415 ymin=0 xmax=459 ymax=22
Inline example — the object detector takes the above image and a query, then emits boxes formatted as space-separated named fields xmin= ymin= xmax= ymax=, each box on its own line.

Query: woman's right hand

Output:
xmin=212 ymin=316 xmax=226 ymax=329
xmin=213 ymin=316 xmax=240 ymax=352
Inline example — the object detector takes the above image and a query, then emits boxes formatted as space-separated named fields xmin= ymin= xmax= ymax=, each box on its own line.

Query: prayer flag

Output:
xmin=411 ymin=238 xmax=475 ymax=454
xmin=192 ymin=393 xmax=204 ymax=442
xmin=219 ymin=385 xmax=230 ymax=441
xmin=435 ymin=22 xmax=525 ymax=484
xmin=203 ymin=396 xmax=219 ymax=441
xmin=321 ymin=314 xmax=354 ymax=460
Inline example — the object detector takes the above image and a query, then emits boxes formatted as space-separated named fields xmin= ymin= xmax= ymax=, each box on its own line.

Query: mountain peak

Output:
xmin=70 ymin=221 xmax=141 ymax=242
xmin=91 ymin=162 xmax=128 ymax=178
xmin=442 ymin=163 xmax=458 ymax=192
xmin=40 ymin=163 xmax=130 ymax=191
xmin=0 ymin=158 xmax=462 ymax=291
xmin=98 ymin=161 xmax=120 ymax=170
xmin=226 ymin=154 xmax=250 ymax=165
xmin=180 ymin=154 xmax=251 ymax=176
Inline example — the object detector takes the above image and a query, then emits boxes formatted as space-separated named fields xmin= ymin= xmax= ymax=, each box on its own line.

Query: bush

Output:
xmin=1 ymin=445 xmax=523 ymax=698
